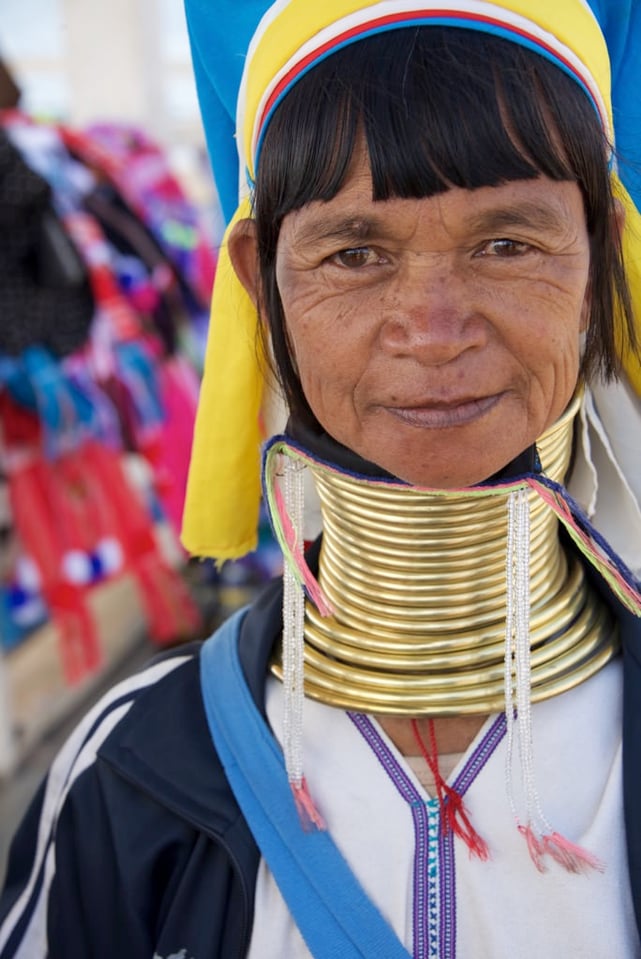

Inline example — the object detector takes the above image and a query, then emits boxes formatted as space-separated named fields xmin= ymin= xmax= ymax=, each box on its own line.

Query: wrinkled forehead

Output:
xmin=238 ymin=0 xmax=612 ymax=196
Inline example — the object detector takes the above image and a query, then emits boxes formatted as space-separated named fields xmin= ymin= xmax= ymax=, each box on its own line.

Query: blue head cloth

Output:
xmin=184 ymin=0 xmax=268 ymax=223
xmin=184 ymin=0 xmax=641 ymax=222
xmin=586 ymin=0 xmax=641 ymax=205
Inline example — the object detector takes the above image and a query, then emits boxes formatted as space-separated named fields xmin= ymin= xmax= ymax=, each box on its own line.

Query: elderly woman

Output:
xmin=3 ymin=1 xmax=641 ymax=957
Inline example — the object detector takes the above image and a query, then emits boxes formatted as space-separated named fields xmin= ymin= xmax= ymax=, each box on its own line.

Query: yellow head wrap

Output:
xmin=182 ymin=0 xmax=641 ymax=560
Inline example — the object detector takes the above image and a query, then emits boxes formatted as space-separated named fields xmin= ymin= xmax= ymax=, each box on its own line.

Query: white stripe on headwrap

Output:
xmin=238 ymin=0 xmax=611 ymax=186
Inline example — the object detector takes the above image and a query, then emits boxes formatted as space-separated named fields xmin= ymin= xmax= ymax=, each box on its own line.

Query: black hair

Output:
xmin=252 ymin=27 xmax=636 ymax=429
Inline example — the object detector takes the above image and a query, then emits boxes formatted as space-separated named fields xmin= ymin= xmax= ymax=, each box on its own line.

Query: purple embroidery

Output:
xmin=452 ymin=714 xmax=507 ymax=794
xmin=439 ymin=825 xmax=455 ymax=957
xmin=347 ymin=711 xmax=434 ymax=955
xmin=348 ymin=712 xmax=506 ymax=959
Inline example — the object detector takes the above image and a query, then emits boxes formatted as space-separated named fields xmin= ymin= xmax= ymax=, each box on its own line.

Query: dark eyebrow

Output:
xmin=466 ymin=202 xmax=569 ymax=235
xmin=292 ymin=198 xmax=572 ymax=247
xmin=293 ymin=215 xmax=383 ymax=247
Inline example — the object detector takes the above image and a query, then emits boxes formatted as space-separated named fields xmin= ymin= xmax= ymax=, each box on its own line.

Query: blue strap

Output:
xmin=200 ymin=609 xmax=411 ymax=959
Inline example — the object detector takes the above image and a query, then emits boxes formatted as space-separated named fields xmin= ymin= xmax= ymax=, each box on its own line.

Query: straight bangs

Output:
xmin=254 ymin=26 xmax=632 ymax=425
xmin=256 ymin=27 xmax=609 ymax=231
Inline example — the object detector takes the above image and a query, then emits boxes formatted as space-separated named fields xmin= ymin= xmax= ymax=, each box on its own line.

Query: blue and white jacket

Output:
xmin=2 ymin=553 xmax=641 ymax=959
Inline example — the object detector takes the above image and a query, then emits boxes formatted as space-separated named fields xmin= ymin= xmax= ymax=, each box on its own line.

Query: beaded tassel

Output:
xmin=263 ymin=442 xmax=332 ymax=617
xmin=504 ymin=489 xmax=602 ymax=874
xmin=262 ymin=435 xmax=638 ymax=855
xmin=281 ymin=455 xmax=325 ymax=831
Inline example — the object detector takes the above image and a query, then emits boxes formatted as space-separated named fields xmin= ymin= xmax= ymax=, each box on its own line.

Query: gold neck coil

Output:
xmin=272 ymin=394 xmax=618 ymax=715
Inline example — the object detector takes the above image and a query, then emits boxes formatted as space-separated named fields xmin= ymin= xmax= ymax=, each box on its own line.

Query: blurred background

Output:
xmin=3 ymin=0 xmax=206 ymax=153
xmin=0 ymin=0 xmax=282 ymax=881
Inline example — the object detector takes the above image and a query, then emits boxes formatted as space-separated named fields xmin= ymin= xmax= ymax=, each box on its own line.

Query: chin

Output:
xmin=374 ymin=444 xmax=521 ymax=491
xmin=398 ymin=469 xmax=491 ymax=491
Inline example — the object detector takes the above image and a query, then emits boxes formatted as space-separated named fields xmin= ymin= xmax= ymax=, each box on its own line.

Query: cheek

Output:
xmin=515 ymin=302 xmax=584 ymax=421
xmin=285 ymin=311 xmax=335 ymax=401
xmin=509 ymin=277 xmax=587 ymax=362
xmin=284 ymin=303 xmax=371 ymax=432
xmin=283 ymin=287 xmax=365 ymax=387
xmin=291 ymin=322 xmax=350 ymax=405
xmin=287 ymin=314 xmax=325 ymax=379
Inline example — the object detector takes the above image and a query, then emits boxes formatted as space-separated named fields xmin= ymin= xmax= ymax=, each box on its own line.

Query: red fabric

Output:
xmin=411 ymin=718 xmax=489 ymax=861
xmin=82 ymin=441 xmax=202 ymax=643
xmin=7 ymin=439 xmax=202 ymax=683
xmin=8 ymin=455 xmax=102 ymax=682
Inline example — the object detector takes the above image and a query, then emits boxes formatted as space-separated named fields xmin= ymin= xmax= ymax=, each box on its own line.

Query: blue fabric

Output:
xmin=183 ymin=0 xmax=267 ymax=222
xmin=0 ymin=346 xmax=95 ymax=457
xmin=585 ymin=0 xmax=641 ymax=207
xmin=199 ymin=609 xmax=412 ymax=959
xmin=184 ymin=0 xmax=641 ymax=223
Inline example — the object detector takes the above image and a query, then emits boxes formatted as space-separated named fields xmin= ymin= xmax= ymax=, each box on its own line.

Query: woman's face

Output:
xmin=273 ymin=148 xmax=591 ymax=488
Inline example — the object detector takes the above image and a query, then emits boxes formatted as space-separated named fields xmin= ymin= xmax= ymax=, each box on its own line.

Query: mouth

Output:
xmin=385 ymin=393 xmax=503 ymax=429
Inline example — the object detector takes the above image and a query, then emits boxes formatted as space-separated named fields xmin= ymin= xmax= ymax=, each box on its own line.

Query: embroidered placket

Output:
xmin=349 ymin=713 xmax=506 ymax=959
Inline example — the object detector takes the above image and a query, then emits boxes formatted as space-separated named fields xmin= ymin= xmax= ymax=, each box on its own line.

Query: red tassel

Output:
xmin=292 ymin=777 xmax=326 ymax=832
xmin=518 ymin=825 xmax=604 ymax=874
xmin=518 ymin=823 xmax=547 ymax=873
xmin=49 ymin=581 xmax=103 ymax=683
xmin=411 ymin=719 xmax=489 ymax=861
xmin=8 ymin=458 xmax=103 ymax=684
xmin=441 ymin=784 xmax=490 ymax=861
xmin=543 ymin=831 xmax=604 ymax=874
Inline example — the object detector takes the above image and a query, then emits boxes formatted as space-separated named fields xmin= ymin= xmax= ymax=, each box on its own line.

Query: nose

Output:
xmin=380 ymin=258 xmax=487 ymax=365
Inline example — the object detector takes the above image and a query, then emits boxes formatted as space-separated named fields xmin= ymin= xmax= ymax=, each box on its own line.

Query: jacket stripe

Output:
xmin=0 ymin=654 xmax=191 ymax=957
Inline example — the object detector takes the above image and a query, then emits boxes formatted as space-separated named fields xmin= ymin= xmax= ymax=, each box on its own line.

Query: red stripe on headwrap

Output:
xmin=256 ymin=9 xmax=596 ymax=154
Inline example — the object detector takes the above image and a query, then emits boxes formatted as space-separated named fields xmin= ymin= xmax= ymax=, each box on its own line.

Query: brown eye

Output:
xmin=479 ymin=238 xmax=531 ymax=257
xmin=333 ymin=247 xmax=377 ymax=268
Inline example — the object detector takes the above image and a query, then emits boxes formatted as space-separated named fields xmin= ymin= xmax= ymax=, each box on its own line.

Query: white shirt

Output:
xmin=247 ymin=656 xmax=639 ymax=959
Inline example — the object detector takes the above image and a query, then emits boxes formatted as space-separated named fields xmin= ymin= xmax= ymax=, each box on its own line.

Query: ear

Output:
xmin=227 ymin=218 xmax=260 ymax=307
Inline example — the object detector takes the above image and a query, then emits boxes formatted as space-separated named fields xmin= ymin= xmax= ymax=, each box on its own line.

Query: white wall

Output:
xmin=0 ymin=0 xmax=204 ymax=148
xmin=0 ymin=0 xmax=218 ymax=214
